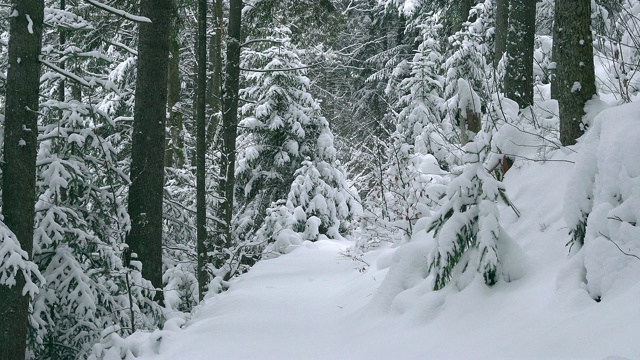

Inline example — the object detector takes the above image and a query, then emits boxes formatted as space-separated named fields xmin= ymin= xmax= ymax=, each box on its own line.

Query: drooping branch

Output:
xmin=84 ymin=0 xmax=152 ymax=23
xmin=240 ymin=61 xmax=324 ymax=73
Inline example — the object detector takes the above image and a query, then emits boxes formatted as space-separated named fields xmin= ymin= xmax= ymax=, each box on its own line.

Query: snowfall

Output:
xmin=102 ymin=102 xmax=640 ymax=360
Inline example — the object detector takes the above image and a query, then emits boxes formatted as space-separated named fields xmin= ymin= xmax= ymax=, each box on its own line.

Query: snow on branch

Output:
xmin=241 ymin=38 xmax=283 ymax=48
xmin=40 ymin=58 xmax=92 ymax=88
xmin=84 ymin=0 xmax=151 ymax=23
xmin=0 ymin=222 xmax=45 ymax=299
xmin=240 ymin=61 xmax=325 ymax=73
xmin=106 ymin=40 xmax=138 ymax=56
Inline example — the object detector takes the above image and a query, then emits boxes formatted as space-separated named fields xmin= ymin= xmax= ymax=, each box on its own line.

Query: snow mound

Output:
xmin=564 ymin=101 xmax=640 ymax=299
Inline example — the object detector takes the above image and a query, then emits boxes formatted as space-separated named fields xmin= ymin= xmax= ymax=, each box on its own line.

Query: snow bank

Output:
xmin=564 ymin=101 xmax=640 ymax=299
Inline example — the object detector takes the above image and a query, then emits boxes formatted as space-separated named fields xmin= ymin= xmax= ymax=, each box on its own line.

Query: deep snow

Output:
xmin=122 ymin=106 xmax=640 ymax=360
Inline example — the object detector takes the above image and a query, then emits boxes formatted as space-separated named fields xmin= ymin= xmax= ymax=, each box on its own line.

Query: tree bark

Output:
xmin=215 ymin=0 xmax=242 ymax=266
xmin=553 ymin=0 xmax=596 ymax=145
xmin=57 ymin=0 xmax=67 ymax=119
xmin=443 ymin=0 xmax=474 ymax=39
xmin=0 ymin=0 xmax=44 ymax=358
xmin=165 ymin=27 xmax=184 ymax=169
xmin=504 ymin=0 xmax=536 ymax=109
xmin=206 ymin=0 xmax=224 ymax=149
xmin=196 ymin=0 xmax=208 ymax=301
xmin=126 ymin=0 xmax=173 ymax=303
xmin=494 ymin=0 xmax=508 ymax=67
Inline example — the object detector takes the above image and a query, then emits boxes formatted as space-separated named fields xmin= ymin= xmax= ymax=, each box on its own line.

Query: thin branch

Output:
xmin=599 ymin=231 xmax=640 ymax=262
xmin=105 ymin=40 xmax=138 ymax=56
xmin=84 ymin=0 xmax=152 ymax=23
xmin=240 ymin=38 xmax=282 ymax=48
xmin=240 ymin=61 xmax=324 ymax=73
xmin=40 ymin=58 xmax=92 ymax=87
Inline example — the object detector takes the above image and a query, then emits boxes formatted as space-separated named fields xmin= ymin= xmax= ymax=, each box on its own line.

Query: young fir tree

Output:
xmin=381 ymin=12 xmax=449 ymax=239
xmin=427 ymin=140 xmax=511 ymax=290
xmin=30 ymin=100 xmax=162 ymax=358
xmin=236 ymin=28 xmax=361 ymax=257
xmin=235 ymin=29 xmax=320 ymax=239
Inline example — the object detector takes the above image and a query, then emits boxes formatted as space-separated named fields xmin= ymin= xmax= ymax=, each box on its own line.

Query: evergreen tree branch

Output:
xmin=84 ymin=0 xmax=152 ymax=23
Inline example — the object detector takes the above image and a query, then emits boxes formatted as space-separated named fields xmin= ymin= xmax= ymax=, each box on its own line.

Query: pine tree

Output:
xmin=427 ymin=140 xmax=510 ymax=290
xmin=503 ymin=0 xmax=536 ymax=109
xmin=553 ymin=0 xmax=597 ymax=145
xmin=0 ymin=1 xmax=45 ymax=358
xmin=236 ymin=30 xmax=331 ymax=237
xmin=236 ymin=29 xmax=361 ymax=258
xmin=381 ymin=12 xmax=449 ymax=239
xmin=30 ymin=100 xmax=161 ymax=358
xmin=126 ymin=0 xmax=173 ymax=301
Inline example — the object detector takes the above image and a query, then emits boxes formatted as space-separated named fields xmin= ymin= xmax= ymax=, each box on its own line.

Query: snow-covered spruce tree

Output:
xmin=235 ymin=29 xmax=361 ymax=257
xmin=260 ymin=157 xmax=362 ymax=257
xmin=396 ymin=13 xmax=448 ymax=164
xmin=235 ymin=29 xmax=310 ymax=240
xmin=236 ymin=28 xmax=360 ymax=243
xmin=379 ymin=13 xmax=450 ymax=240
xmin=442 ymin=0 xmax=494 ymax=147
xmin=30 ymin=100 xmax=162 ymax=359
xmin=427 ymin=139 xmax=511 ymax=290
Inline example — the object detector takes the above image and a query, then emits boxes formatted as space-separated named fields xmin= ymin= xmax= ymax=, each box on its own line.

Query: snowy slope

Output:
xmin=126 ymin=119 xmax=640 ymax=360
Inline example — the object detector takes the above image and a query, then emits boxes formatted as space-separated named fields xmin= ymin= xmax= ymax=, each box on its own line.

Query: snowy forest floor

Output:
xmin=127 ymin=147 xmax=639 ymax=360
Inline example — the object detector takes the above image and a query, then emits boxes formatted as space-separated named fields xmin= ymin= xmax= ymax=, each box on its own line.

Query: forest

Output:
xmin=1 ymin=0 xmax=639 ymax=359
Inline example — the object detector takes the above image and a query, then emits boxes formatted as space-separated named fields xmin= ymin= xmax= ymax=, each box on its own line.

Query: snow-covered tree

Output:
xmin=427 ymin=140 xmax=511 ymax=290
xmin=260 ymin=158 xmax=362 ymax=257
xmin=30 ymin=100 xmax=162 ymax=359
xmin=234 ymin=28 xmax=361 ymax=258
xmin=236 ymin=28 xmax=360 ymax=241
xmin=381 ymin=34 xmax=450 ymax=236
xmin=564 ymin=103 xmax=640 ymax=300
xmin=442 ymin=0 xmax=494 ymax=147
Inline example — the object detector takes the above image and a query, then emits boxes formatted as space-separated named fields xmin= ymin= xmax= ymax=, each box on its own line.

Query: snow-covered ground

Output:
xmin=118 ymin=105 xmax=640 ymax=360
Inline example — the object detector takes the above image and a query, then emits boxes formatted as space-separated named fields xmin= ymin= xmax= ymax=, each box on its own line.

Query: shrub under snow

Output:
xmin=564 ymin=101 xmax=640 ymax=299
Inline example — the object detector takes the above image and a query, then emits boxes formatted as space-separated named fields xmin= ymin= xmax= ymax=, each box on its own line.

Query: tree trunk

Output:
xmin=553 ymin=0 xmax=596 ymax=145
xmin=165 ymin=27 xmax=184 ymax=169
xmin=57 ymin=0 xmax=67 ymax=120
xmin=504 ymin=0 xmax=536 ymax=109
xmin=215 ymin=0 xmax=242 ymax=267
xmin=126 ymin=0 xmax=173 ymax=303
xmin=494 ymin=0 xmax=508 ymax=67
xmin=196 ymin=0 xmax=208 ymax=301
xmin=206 ymin=0 xmax=224 ymax=149
xmin=0 ymin=1 xmax=44 ymax=358
xmin=443 ymin=0 xmax=474 ymax=39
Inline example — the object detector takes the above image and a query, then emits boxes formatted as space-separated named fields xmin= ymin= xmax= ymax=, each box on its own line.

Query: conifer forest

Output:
xmin=2 ymin=0 xmax=640 ymax=359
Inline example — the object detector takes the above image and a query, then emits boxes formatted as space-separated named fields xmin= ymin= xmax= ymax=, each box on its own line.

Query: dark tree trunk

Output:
xmin=57 ymin=0 xmax=67 ymax=120
xmin=504 ymin=0 xmax=536 ymax=109
xmin=196 ymin=0 xmax=208 ymax=301
xmin=165 ymin=28 xmax=184 ymax=169
xmin=126 ymin=0 xmax=173 ymax=302
xmin=494 ymin=0 xmax=508 ymax=67
xmin=443 ymin=0 xmax=474 ymax=39
xmin=553 ymin=0 xmax=596 ymax=145
xmin=0 ymin=0 xmax=44 ymax=358
xmin=215 ymin=0 xmax=242 ymax=267
xmin=206 ymin=0 xmax=224 ymax=149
